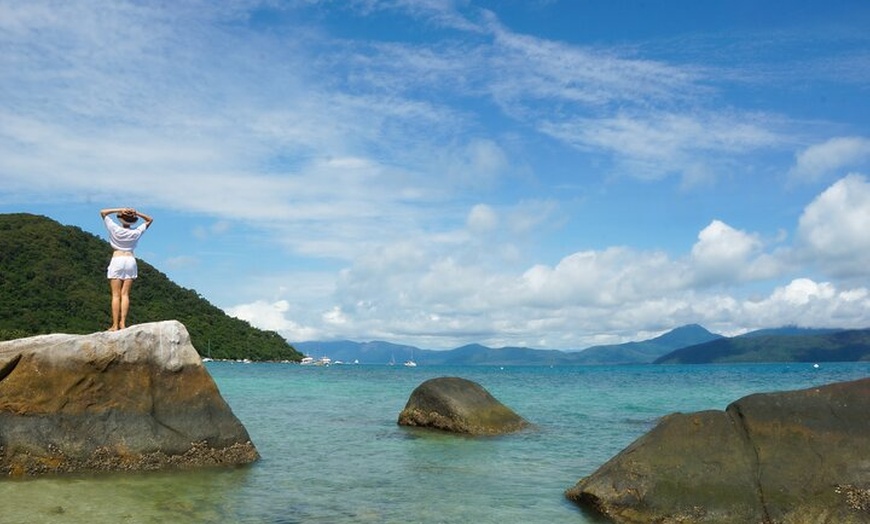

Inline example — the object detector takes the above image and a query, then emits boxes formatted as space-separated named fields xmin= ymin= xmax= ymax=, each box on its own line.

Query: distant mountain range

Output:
xmin=568 ymin=324 xmax=722 ymax=364
xmin=295 ymin=324 xmax=870 ymax=366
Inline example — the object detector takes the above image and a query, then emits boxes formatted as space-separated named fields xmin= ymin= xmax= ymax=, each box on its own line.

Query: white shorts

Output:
xmin=107 ymin=256 xmax=138 ymax=280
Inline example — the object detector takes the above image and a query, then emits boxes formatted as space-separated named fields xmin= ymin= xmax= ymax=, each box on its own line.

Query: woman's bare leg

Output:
xmin=109 ymin=279 xmax=122 ymax=331
xmin=119 ymin=279 xmax=134 ymax=329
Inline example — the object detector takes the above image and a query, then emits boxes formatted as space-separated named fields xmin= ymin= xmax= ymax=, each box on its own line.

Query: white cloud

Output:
xmin=322 ymin=306 xmax=349 ymax=326
xmin=486 ymin=19 xmax=701 ymax=109
xmin=226 ymin=300 xmax=291 ymax=331
xmin=515 ymin=247 xmax=683 ymax=308
xmin=467 ymin=204 xmax=498 ymax=233
xmin=226 ymin=299 xmax=320 ymax=341
xmin=692 ymin=220 xmax=758 ymax=265
xmin=742 ymin=279 xmax=869 ymax=329
xmin=797 ymin=173 xmax=870 ymax=278
xmin=540 ymin=111 xmax=784 ymax=182
xmin=789 ymin=137 xmax=870 ymax=182
xmin=353 ymin=0 xmax=484 ymax=33
xmin=690 ymin=220 xmax=768 ymax=285
xmin=229 ymin=256 xmax=870 ymax=350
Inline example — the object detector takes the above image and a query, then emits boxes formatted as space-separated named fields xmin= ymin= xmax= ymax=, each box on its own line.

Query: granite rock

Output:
xmin=565 ymin=377 xmax=870 ymax=523
xmin=398 ymin=376 xmax=529 ymax=435
xmin=0 ymin=321 xmax=258 ymax=476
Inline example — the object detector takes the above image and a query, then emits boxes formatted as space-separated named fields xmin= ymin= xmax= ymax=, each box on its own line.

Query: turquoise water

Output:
xmin=2 ymin=362 xmax=868 ymax=523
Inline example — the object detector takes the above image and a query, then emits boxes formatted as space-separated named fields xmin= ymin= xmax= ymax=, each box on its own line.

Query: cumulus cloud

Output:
xmin=688 ymin=220 xmax=779 ymax=285
xmin=797 ymin=173 xmax=870 ymax=279
xmin=516 ymin=247 xmax=682 ymax=308
xmin=789 ymin=137 xmax=870 ymax=182
xmin=226 ymin=300 xmax=320 ymax=341
xmin=692 ymin=220 xmax=758 ymax=270
xmin=228 ymin=248 xmax=869 ymax=350
xmin=742 ymin=279 xmax=869 ymax=329
xmin=226 ymin=300 xmax=292 ymax=331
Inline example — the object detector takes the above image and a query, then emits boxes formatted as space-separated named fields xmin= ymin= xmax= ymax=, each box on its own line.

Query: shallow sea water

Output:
xmin=2 ymin=362 xmax=868 ymax=523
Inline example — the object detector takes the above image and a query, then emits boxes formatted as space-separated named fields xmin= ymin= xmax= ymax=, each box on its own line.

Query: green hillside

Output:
xmin=654 ymin=328 xmax=870 ymax=364
xmin=569 ymin=323 xmax=722 ymax=364
xmin=0 ymin=213 xmax=302 ymax=362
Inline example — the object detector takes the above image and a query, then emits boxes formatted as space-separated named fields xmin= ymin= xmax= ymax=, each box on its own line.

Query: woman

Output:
xmin=100 ymin=207 xmax=154 ymax=331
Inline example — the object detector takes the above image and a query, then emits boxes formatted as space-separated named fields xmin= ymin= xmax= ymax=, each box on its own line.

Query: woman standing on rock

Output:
xmin=100 ymin=207 xmax=154 ymax=331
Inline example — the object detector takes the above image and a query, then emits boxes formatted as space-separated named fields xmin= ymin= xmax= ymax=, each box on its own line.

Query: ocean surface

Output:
xmin=2 ymin=362 xmax=868 ymax=523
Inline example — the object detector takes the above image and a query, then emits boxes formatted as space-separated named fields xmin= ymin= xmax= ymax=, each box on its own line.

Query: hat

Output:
xmin=118 ymin=211 xmax=138 ymax=225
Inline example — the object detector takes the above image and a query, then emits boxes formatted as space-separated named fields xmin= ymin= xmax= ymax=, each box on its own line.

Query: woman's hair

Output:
xmin=118 ymin=211 xmax=138 ymax=225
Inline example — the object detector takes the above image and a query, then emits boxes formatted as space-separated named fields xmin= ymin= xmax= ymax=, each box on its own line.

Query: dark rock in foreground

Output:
xmin=397 ymin=376 xmax=529 ymax=435
xmin=0 ymin=321 xmax=258 ymax=476
xmin=566 ymin=377 xmax=870 ymax=523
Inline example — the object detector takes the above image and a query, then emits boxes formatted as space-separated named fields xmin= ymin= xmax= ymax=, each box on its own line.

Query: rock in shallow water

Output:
xmin=565 ymin=377 xmax=870 ymax=524
xmin=0 ymin=321 xmax=258 ymax=476
xmin=398 ymin=376 xmax=529 ymax=435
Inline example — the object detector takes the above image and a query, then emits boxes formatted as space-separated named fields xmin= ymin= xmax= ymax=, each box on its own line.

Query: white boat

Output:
xmin=403 ymin=349 xmax=417 ymax=367
xmin=300 ymin=356 xmax=332 ymax=366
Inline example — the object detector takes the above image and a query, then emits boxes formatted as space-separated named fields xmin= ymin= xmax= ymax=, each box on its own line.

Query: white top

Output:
xmin=104 ymin=215 xmax=148 ymax=251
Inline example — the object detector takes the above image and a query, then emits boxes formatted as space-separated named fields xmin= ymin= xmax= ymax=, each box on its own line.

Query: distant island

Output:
xmin=295 ymin=325 xmax=870 ymax=366
xmin=655 ymin=328 xmax=870 ymax=364
xmin=0 ymin=213 xmax=302 ymax=362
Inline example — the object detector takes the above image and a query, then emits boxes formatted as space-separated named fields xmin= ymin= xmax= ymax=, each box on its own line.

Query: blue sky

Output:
xmin=2 ymin=0 xmax=869 ymax=349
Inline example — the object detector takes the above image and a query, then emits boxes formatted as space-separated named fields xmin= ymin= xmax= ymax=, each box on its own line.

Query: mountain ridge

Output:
xmin=655 ymin=327 xmax=870 ymax=364
xmin=294 ymin=323 xmax=723 ymax=366
xmin=296 ymin=324 xmax=870 ymax=366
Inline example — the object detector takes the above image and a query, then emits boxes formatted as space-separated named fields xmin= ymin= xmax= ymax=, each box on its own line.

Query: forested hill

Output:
xmin=0 ymin=213 xmax=301 ymax=362
xmin=654 ymin=328 xmax=870 ymax=364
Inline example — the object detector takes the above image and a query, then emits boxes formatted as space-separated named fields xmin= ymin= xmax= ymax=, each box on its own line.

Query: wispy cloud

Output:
xmin=486 ymin=21 xmax=703 ymax=110
xmin=539 ymin=110 xmax=786 ymax=183
xmin=789 ymin=137 xmax=870 ymax=183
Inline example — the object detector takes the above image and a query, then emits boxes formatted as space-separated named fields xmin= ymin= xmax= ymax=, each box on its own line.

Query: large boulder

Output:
xmin=0 ymin=321 xmax=258 ymax=476
xmin=566 ymin=377 xmax=870 ymax=523
xmin=397 ymin=376 xmax=529 ymax=435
